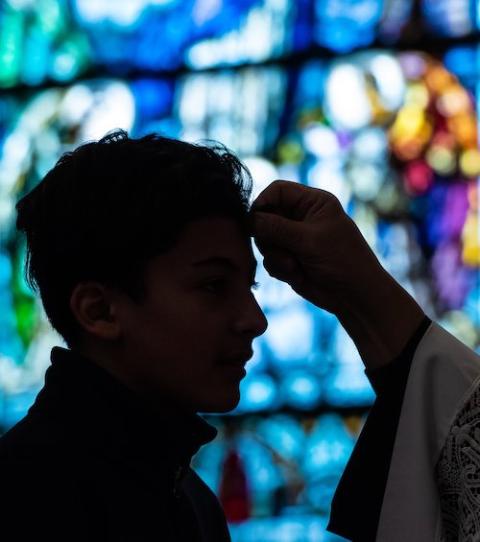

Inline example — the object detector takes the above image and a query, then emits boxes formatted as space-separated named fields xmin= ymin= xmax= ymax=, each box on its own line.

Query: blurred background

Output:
xmin=0 ymin=0 xmax=479 ymax=540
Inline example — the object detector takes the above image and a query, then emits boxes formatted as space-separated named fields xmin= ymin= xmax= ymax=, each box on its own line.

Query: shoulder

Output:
xmin=0 ymin=410 xmax=80 ymax=500
xmin=0 ymin=413 xmax=93 ymax=539
xmin=0 ymin=410 xmax=66 ymax=460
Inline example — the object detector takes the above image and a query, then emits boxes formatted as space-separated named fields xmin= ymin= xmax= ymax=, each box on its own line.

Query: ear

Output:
xmin=69 ymin=282 xmax=121 ymax=341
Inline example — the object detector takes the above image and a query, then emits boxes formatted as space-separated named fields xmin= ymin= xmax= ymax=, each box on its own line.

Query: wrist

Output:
xmin=337 ymin=271 xmax=426 ymax=370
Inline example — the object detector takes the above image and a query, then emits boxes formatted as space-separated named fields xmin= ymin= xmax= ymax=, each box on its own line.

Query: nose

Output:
xmin=233 ymin=293 xmax=268 ymax=338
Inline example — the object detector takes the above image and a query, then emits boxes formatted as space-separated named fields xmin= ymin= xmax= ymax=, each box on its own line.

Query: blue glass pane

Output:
xmin=280 ymin=371 xmax=323 ymax=410
xmin=314 ymin=0 xmax=384 ymax=53
xmin=237 ymin=373 xmax=279 ymax=412
xmin=421 ymin=0 xmax=476 ymax=37
xmin=72 ymin=0 xmax=292 ymax=71
xmin=443 ymin=46 xmax=479 ymax=91
xmin=302 ymin=414 xmax=355 ymax=512
xmin=131 ymin=78 xmax=174 ymax=121
xmin=378 ymin=0 xmax=414 ymax=42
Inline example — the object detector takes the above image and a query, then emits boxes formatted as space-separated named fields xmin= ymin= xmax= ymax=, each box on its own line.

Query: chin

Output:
xmin=198 ymin=391 xmax=240 ymax=414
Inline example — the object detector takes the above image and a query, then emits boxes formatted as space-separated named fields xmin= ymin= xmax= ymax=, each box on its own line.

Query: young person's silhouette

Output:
xmin=4 ymin=129 xmax=476 ymax=541
xmin=0 ymin=130 xmax=268 ymax=541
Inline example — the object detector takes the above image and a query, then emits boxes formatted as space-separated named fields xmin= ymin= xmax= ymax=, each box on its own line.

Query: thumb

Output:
xmin=251 ymin=211 xmax=306 ymax=253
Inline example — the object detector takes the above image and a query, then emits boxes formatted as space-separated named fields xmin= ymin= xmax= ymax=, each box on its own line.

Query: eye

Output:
xmin=202 ymin=278 xmax=227 ymax=294
xmin=251 ymin=280 xmax=261 ymax=290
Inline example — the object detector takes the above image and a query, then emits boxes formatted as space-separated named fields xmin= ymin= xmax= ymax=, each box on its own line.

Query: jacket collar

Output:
xmin=29 ymin=347 xmax=218 ymax=472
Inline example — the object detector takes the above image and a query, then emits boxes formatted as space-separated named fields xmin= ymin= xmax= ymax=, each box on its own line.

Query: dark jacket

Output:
xmin=0 ymin=347 xmax=231 ymax=541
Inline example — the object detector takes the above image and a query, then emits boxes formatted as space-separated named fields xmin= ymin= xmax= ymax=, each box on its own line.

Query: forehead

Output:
xmin=154 ymin=217 xmax=256 ymax=274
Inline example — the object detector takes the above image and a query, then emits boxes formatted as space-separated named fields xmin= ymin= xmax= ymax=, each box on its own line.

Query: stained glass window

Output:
xmin=0 ymin=1 xmax=479 ymax=540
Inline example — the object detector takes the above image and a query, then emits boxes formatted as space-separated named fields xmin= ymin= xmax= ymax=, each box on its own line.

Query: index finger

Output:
xmin=250 ymin=179 xmax=325 ymax=220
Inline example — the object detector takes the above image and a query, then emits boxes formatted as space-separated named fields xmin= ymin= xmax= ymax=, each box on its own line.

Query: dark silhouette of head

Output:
xmin=15 ymin=130 xmax=253 ymax=350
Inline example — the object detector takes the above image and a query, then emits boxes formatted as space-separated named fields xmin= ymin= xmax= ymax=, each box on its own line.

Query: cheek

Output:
xmin=124 ymin=292 xmax=228 ymax=361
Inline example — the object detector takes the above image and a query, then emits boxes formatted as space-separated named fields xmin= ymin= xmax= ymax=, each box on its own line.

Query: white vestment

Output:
xmin=375 ymin=322 xmax=480 ymax=541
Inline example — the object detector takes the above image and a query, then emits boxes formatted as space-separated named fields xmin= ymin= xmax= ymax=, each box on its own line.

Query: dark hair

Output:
xmin=15 ymin=129 xmax=253 ymax=348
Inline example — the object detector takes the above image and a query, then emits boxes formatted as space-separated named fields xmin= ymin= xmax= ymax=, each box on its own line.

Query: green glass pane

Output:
xmin=0 ymin=9 xmax=24 ymax=88
xmin=11 ymin=247 xmax=37 ymax=348
xmin=14 ymin=297 xmax=37 ymax=347
xmin=11 ymin=243 xmax=32 ymax=298
xmin=36 ymin=0 xmax=66 ymax=36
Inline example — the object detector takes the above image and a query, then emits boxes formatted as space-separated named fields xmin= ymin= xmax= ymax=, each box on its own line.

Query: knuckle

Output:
xmin=328 ymin=191 xmax=342 ymax=207
xmin=323 ymin=192 xmax=344 ymax=215
xmin=313 ymin=185 xmax=340 ymax=204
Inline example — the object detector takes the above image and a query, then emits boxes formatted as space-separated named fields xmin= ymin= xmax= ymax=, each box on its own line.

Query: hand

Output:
xmin=249 ymin=180 xmax=426 ymax=369
xmin=249 ymin=180 xmax=382 ymax=314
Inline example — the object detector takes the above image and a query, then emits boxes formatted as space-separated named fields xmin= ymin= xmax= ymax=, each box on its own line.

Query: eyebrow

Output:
xmin=191 ymin=257 xmax=257 ymax=279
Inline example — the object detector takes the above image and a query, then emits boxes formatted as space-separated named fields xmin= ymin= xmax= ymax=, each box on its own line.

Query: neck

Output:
xmin=72 ymin=343 xmax=197 ymax=418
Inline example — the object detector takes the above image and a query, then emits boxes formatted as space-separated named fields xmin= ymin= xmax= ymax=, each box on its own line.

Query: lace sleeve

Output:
xmin=436 ymin=382 xmax=480 ymax=541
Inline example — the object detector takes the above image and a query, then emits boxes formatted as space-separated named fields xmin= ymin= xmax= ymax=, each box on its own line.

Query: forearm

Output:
xmin=337 ymin=269 xmax=426 ymax=370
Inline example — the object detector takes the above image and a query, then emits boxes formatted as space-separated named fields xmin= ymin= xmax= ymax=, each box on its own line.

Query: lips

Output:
xmin=221 ymin=349 xmax=253 ymax=367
